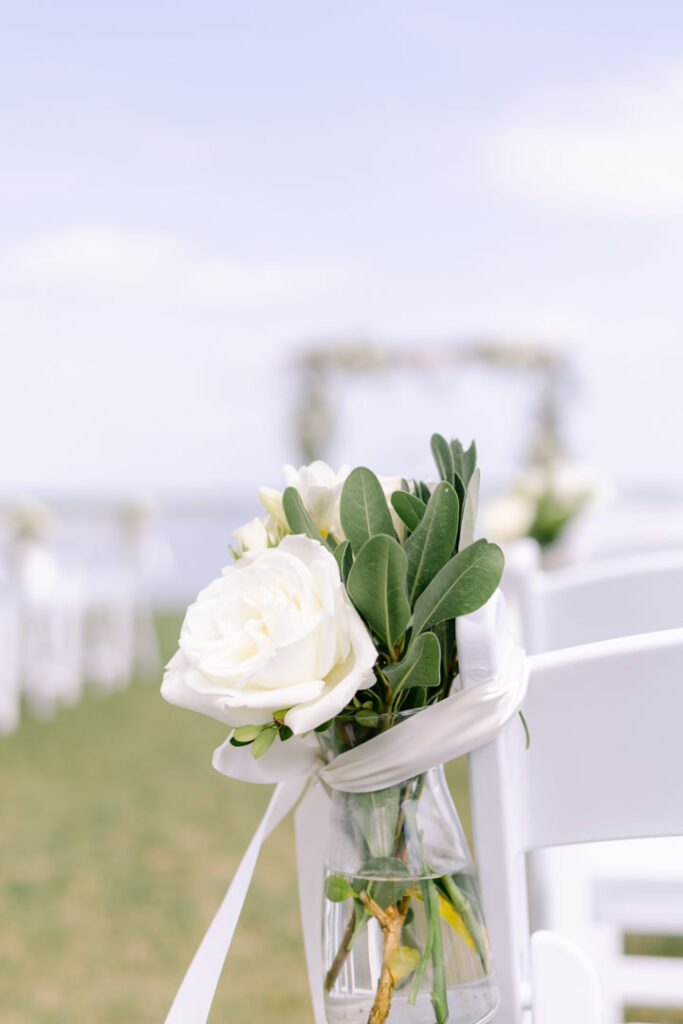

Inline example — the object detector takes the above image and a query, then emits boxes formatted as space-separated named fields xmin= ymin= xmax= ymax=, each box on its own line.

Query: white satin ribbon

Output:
xmin=164 ymin=592 xmax=528 ymax=1024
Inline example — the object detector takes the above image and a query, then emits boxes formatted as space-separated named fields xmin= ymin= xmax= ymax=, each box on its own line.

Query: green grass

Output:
xmin=1 ymin=614 xmax=680 ymax=1023
xmin=0 ymin=614 xmax=471 ymax=1024
xmin=626 ymin=1012 xmax=683 ymax=1023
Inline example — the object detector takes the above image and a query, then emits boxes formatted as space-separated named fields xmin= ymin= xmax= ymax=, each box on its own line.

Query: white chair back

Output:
xmin=467 ymin=629 xmax=683 ymax=1024
xmin=84 ymin=571 xmax=135 ymax=693
xmin=567 ymin=507 xmax=683 ymax=565
xmin=22 ymin=574 xmax=84 ymax=717
xmin=518 ymin=550 xmax=683 ymax=654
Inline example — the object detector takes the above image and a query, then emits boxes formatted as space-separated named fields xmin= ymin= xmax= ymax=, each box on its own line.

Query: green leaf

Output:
xmin=452 ymin=472 xmax=466 ymax=513
xmin=282 ymin=487 xmax=331 ymax=548
xmin=359 ymin=855 xmax=410 ymax=877
xmin=231 ymin=723 xmax=264 ymax=744
xmin=417 ymin=480 xmax=431 ymax=504
xmin=412 ymin=539 xmax=504 ymax=636
xmin=325 ymin=874 xmax=355 ymax=902
xmin=354 ymin=708 xmax=379 ymax=729
xmin=385 ymin=632 xmax=441 ymax=698
xmin=450 ymin=439 xmax=477 ymax=487
xmin=251 ymin=726 xmax=277 ymax=758
xmin=424 ymin=879 xmax=448 ymax=1024
xmin=333 ymin=539 xmax=353 ymax=582
xmin=357 ymin=856 xmax=411 ymax=909
xmin=339 ymin=467 xmax=395 ymax=554
xmin=458 ymin=468 xmax=480 ymax=550
xmin=439 ymin=874 xmax=489 ymax=972
xmin=346 ymin=535 xmax=410 ymax=650
xmin=403 ymin=481 xmax=459 ymax=604
xmin=391 ymin=490 xmax=427 ymax=532
xmin=388 ymin=946 xmax=421 ymax=983
xmin=463 ymin=440 xmax=477 ymax=484
xmin=433 ymin=619 xmax=456 ymax=682
xmin=430 ymin=433 xmax=454 ymax=485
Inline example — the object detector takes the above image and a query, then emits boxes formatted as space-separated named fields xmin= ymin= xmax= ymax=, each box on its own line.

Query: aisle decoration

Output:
xmin=161 ymin=435 xmax=528 ymax=1024
xmin=484 ymin=458 xmax=605 ymax=551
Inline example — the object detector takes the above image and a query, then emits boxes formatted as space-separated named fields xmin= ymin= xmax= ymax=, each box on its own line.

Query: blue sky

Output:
xmin=2 ymin=1 xmax=683 ymax=496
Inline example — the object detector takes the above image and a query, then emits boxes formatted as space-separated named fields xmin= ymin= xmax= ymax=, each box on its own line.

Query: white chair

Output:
xmin=466 ymin=628 xmax=683 ymax=1023
xmin=0 ymin=591 xmax=21 ymax=734
xmin=84 ymin=571 xmax=136 ymax=693
xmin=512 ymin=548 xmax=683 ymax=656
xmin=504 ymin=549 xmax=683 ymax=1018
xmin=21 ymin=568 xmax=85 ymax=717
xmin=565 ymin=506 xmax=683 ymax=566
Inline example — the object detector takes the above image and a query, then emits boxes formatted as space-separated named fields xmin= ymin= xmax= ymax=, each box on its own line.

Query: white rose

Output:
xmin=231 ymin=515 xmax=283 ymax=555
xmin=161 ymin=534 xmax=377 ymax=735
xmin=259 ymin=461 xmax=405 ymax=542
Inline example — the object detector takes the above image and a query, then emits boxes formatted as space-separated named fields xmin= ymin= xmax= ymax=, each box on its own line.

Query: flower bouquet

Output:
xmin=162 ymin=434 xmax=518 ymax=1024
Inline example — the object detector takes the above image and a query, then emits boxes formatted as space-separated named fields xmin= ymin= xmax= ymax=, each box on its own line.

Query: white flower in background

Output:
xmin=483 ymin=493 xmax=537 ymax=543
xmin=259 ymin=461 xmax=406 ymax=542
xmin=545 ymin=462 xmax=611 ymax=506
xmin=161 ymin=535 xmax=377 ymax=735
xmin=259 ymin=460 xmax=350 ymax=540
xmin=231 ymin=515 xmax=284 ymax=555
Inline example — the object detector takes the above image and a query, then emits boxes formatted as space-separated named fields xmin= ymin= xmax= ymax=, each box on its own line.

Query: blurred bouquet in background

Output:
xmin=483 ymin=458 xmax=611 ymax=553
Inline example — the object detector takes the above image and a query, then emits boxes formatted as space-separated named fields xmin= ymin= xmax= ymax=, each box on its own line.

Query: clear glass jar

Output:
xmin=320 ymin=717 xmax=499 ymax=1024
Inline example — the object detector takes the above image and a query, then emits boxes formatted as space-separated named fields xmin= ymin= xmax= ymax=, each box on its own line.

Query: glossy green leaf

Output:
xmin=403 ymin=481 xmax=459 ymax=603
xmin=346 ymin=535 xmax=410 ymax=650
xmin=333 ymin=539 xmax=353 ymax=582
xmin=412 ymin=539 xmax=504 ymax=636
xmin=433 ymin=619 xmax=456 ymax=682
xmin=325 ymin=874 xmax=355 ymax=902
xmin=251 ymin=726 xmax=277 ymax=759
xmin=430 ymin=433 xmax=454 ymax=485
xmin=282 ymin=487 xmax=330 ymax=548
xmin=450 ymin=439 xmax=477 ymax=487
xmin=231 ymin=724 xmax=264 ymax=743
xmin=385 ymin=632 xmax=441 ymax=697
xmin=354 ymin=708 xmax=379 ymax=729
xmin=417 ymin=480 xmax=432 ymax=504
xmin=339 ymin=467 xmax=395 ymax=554
xmin=391 ymin=490 xmax=427 ymax=532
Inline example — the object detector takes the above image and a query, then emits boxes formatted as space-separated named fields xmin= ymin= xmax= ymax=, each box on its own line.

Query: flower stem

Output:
xmin=424 ymin=880 xmax=448 ymax=1024
xmin=324 ymin=907 xmax=357 ymax=993
xmin=358 ymin=892 xmax=410 ymax=1024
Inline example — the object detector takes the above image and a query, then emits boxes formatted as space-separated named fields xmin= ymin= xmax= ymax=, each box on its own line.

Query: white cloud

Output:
xmin=488 ymin=64 xmax=683 ymax=216
xmin=2 ymin=225 xmax=339 ymax=309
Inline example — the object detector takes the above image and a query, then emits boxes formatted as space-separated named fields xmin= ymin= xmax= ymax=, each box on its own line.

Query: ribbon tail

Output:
xmin=165 ymin=778 xmax=305 ymax=1024
xmin=295 ymin=782 xmax=331 ymax=1024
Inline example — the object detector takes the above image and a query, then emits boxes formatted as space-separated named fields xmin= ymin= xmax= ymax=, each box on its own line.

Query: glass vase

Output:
xmin=321 ymin=752 xmax=498 ymax=1024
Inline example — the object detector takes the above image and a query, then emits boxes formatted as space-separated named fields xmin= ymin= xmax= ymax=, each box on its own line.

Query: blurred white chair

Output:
xmin=508 ymin=546 xmax=683 ymax=656
xmin=565 ymin=506 xmax=683 ymax=566
xmin=84 ymin=571 xmax=136 ymax=693
xmin=18 ymin=544 xmax=85 ymax=717
xmin=503 ymin=548 xmax=683 ymax=1019
xmin=0 ymin=591 xmax=21 ymax=734
xmin=466 ymin=628 xmax=683 ymax=1024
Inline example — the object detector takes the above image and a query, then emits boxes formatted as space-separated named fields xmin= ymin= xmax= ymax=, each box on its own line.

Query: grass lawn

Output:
xmin=0 ymin=614 xmax=681 ymax=1023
